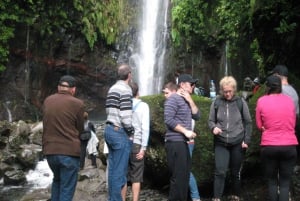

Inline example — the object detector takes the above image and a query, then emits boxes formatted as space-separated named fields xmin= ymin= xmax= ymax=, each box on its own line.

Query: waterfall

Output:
xmin=129 ymin=0 xmax=169 ymax=96
xmin=219 ymin=41 xmax=231 ymax=78
xmin=24 ymin=25 xmax=30 ymax=103
xmin=3 ymin=101 xmax=12 ymax=122
xmin=224 ymin=41 xmax=229 ymax=76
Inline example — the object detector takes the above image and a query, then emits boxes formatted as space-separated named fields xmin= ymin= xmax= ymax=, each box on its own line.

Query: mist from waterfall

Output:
xmin=129 ymin=0 xmax=169 ymax=96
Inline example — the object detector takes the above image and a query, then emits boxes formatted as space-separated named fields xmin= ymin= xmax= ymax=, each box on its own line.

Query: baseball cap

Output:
xmin=266 ymin=75 xmax=281 ymax=88
xmin=272 ymin=65 xmax=288 ymax=77
xmin=59 ymin=75 xmax=76 ymax=87
xmin=178 ymin=74 xmax=198 ymax=84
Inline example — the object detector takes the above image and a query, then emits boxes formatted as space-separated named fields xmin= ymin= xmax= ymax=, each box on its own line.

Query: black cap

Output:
xmin=266 ymin=75 xmax=281 ymax=88
xmin=59 ymin=75 xmax=76 ymax=87
xmin=272 ymin=65 xmax=288 ymax=77
xmin=178 ymin=74 xmax=198 ymax=84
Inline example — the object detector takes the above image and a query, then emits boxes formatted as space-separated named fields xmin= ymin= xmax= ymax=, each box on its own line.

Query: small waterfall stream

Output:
xmin=130 ymin=0 xmax=169 ymax=96
xmin=3 ymin=101 xmax=12 ymax=122
xmin=0 ymin=160 xmax=52 ymax=201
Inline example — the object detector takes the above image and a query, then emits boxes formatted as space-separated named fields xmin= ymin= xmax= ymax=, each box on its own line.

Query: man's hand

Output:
xmin=183 ymin=130 xmax=197 ymax=139
xmin=124 ymin=126 xmax=135 ymax=136
xmin=136 ymin=150 xmax=145 ymax=160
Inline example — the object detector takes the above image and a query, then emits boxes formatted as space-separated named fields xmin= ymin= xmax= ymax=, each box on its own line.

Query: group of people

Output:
xmin=42 ymin=65 xmax=151 ymax=201
xmin=162 ymin=64 xmax=298 ymax=201
xmin=241 ymin=76 xmax=261 ymax=101
xmin=41 ymin=63 xmax=299 ymax=201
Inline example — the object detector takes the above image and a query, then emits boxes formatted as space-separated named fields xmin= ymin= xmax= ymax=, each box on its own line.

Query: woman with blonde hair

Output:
xmin=208 ymin=76 xmax=252 ymax=201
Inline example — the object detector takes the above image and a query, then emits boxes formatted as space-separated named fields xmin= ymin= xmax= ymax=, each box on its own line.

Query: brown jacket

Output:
xmin=42 ymin=91 xmax=84 ymax=157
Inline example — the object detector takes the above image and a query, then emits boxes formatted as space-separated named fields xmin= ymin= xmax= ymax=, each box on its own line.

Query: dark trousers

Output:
xmin=165 ymin=141 xmax=191 ymax=201
xmin=90 ymin=154 xmax=97 ymax=167
xmin=213 ymin=143 xmax=245 ymax=198
xmin=261 ymin=146 xmax=297 ymax=201
xmin=80 ymin=140 xmax=88 ymax=169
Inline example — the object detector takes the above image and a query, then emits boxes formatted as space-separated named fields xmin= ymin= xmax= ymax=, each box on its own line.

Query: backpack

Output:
xmin=80 ymin=130 xmax=91 ymax=141
xmin=80 ymin=122 xmax=94 ymax=141
xmin=214 ymin=96 xmax=244 ymax=123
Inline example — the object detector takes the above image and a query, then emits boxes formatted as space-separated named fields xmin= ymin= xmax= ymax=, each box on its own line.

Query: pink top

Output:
xmin=256 ymin=93 xmax=298 ymax=146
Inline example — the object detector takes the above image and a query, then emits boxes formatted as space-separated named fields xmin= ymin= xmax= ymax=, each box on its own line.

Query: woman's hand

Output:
xmin=213 ymin=127 xmax=222 ymax=135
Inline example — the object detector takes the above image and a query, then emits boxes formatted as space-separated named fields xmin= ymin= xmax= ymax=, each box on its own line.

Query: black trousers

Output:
xmin=213 ymin=143 xmax=245 ymax=198
xmin=261 ymin=145 xmax=297 ymax=201
xmin=165 ymin=141 xmax=191 ymax=201
xmin=80 ymin=140 xmax=88 ymax=169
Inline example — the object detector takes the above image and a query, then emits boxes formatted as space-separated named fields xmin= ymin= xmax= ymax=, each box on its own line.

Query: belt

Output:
xmin=106 ymin=122 xmax=121 ymax=131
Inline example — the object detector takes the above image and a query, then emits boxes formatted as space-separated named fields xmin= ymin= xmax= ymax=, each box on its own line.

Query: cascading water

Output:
xmin=129 ymin=0 xmax=169 ymax=96
xmin=3 ymin=101 xmax=12 ymax=122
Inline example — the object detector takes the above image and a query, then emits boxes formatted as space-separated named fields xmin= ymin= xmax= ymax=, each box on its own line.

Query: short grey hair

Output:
xmin=117 ymin=64 xmax=131 ymax=80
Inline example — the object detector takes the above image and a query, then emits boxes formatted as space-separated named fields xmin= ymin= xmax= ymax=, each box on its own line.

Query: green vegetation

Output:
xmin=0 ymin=0 xmax=130 ymax=71
xmin=171 ymin=0 xmax=300 ymax=76
xmin=141 ymin=92 xmax=264 ymax=183
xmin=0 ymin=0 xmax=299 ymax=77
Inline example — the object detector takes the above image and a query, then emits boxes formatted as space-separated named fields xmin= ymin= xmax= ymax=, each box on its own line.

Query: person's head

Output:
xmin=265 ymin=75 xmax=282 ymax=95
xmin=58 ymin=75 xmax=77 ymax=96
xmin=272 ymin=64 xmax=288 ymax=78
xmin=162 ymin=82 xmax=177 ymax=99
xmin=243 ymin=77 xmax=253 ymax=90
xmin=177 ymin=74 xmax=198 ymax=94
xmin=253 ymin=77 xmax=260 ymax=85
xmin=130 ymin=81 xmax=139 ymax=97
xmin=118 ymin=64 xmax=132 ymax=81
xmin=219 ymin=76 xmax=237 ymax=100
xmin=83 ymin=111 xmax=89 ymax=120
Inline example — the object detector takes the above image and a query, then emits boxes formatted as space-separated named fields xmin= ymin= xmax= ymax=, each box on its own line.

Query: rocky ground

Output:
xmin=19 ymin=163 xmax=299 ymax=201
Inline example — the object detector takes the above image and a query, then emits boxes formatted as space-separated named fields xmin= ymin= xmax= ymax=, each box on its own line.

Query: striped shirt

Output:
xmin=164 ymin=93 xmax=200 ymax=142
xmin=105 ymin=80 xmax=133 ymax=129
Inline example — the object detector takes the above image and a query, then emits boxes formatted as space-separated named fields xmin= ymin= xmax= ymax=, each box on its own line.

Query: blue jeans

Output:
xmin=188 ymin=142 xmax=201 ymax=200
xmin=104 ymin=124 xmax=132 ymax=201
xmin=46 ymin=155 xmax=80 ymax=201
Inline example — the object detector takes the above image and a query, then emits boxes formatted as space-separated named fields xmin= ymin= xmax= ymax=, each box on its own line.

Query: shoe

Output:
xmin=192 ymin=199 xmax=201 ymax=201
xmin=228 ymin=195 xmax=240 ymax=201
xmin=212 ymin=198 xmax=221 ymax=201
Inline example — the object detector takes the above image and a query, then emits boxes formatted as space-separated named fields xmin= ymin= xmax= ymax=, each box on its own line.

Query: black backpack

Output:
xmin=80 ymin=122 xmax=95 ymax=141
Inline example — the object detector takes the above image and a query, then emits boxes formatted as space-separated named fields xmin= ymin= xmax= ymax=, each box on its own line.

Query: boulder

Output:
xmin=4 ymin=169 xmax=27 ymax=185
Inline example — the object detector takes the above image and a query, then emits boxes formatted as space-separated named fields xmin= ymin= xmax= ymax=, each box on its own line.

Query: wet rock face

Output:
xmin=4 ymin=169 xmax=26 ymax=185
xmin=0 ymin=121 xmax=42 ymax=183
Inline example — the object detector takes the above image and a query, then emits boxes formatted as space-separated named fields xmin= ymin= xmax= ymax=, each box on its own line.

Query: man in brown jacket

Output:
xmin=42 ymin=75 xmax=84 ymax=201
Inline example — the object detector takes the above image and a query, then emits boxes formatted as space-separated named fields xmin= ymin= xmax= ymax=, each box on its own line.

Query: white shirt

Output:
xmin=132 ymin=98 xmax=150 ymax=150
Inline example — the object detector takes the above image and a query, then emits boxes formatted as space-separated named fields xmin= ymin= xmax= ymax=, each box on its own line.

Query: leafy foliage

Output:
xmin=0 ymin=0 xmax=21 ymax=71
xmin=171 ymin=0 xmax=300 ymax=76
xmin=0 ymin=0 xmax=129 ymax=71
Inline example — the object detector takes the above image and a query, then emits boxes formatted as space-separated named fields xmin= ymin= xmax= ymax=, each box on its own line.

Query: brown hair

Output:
xmin=83 ymin=112 xmax=88 ymax=120
xmin=163 ymin=82 xmax=178 ymax=92
xmin=130 ymin=82 xmax=139 ymax=97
